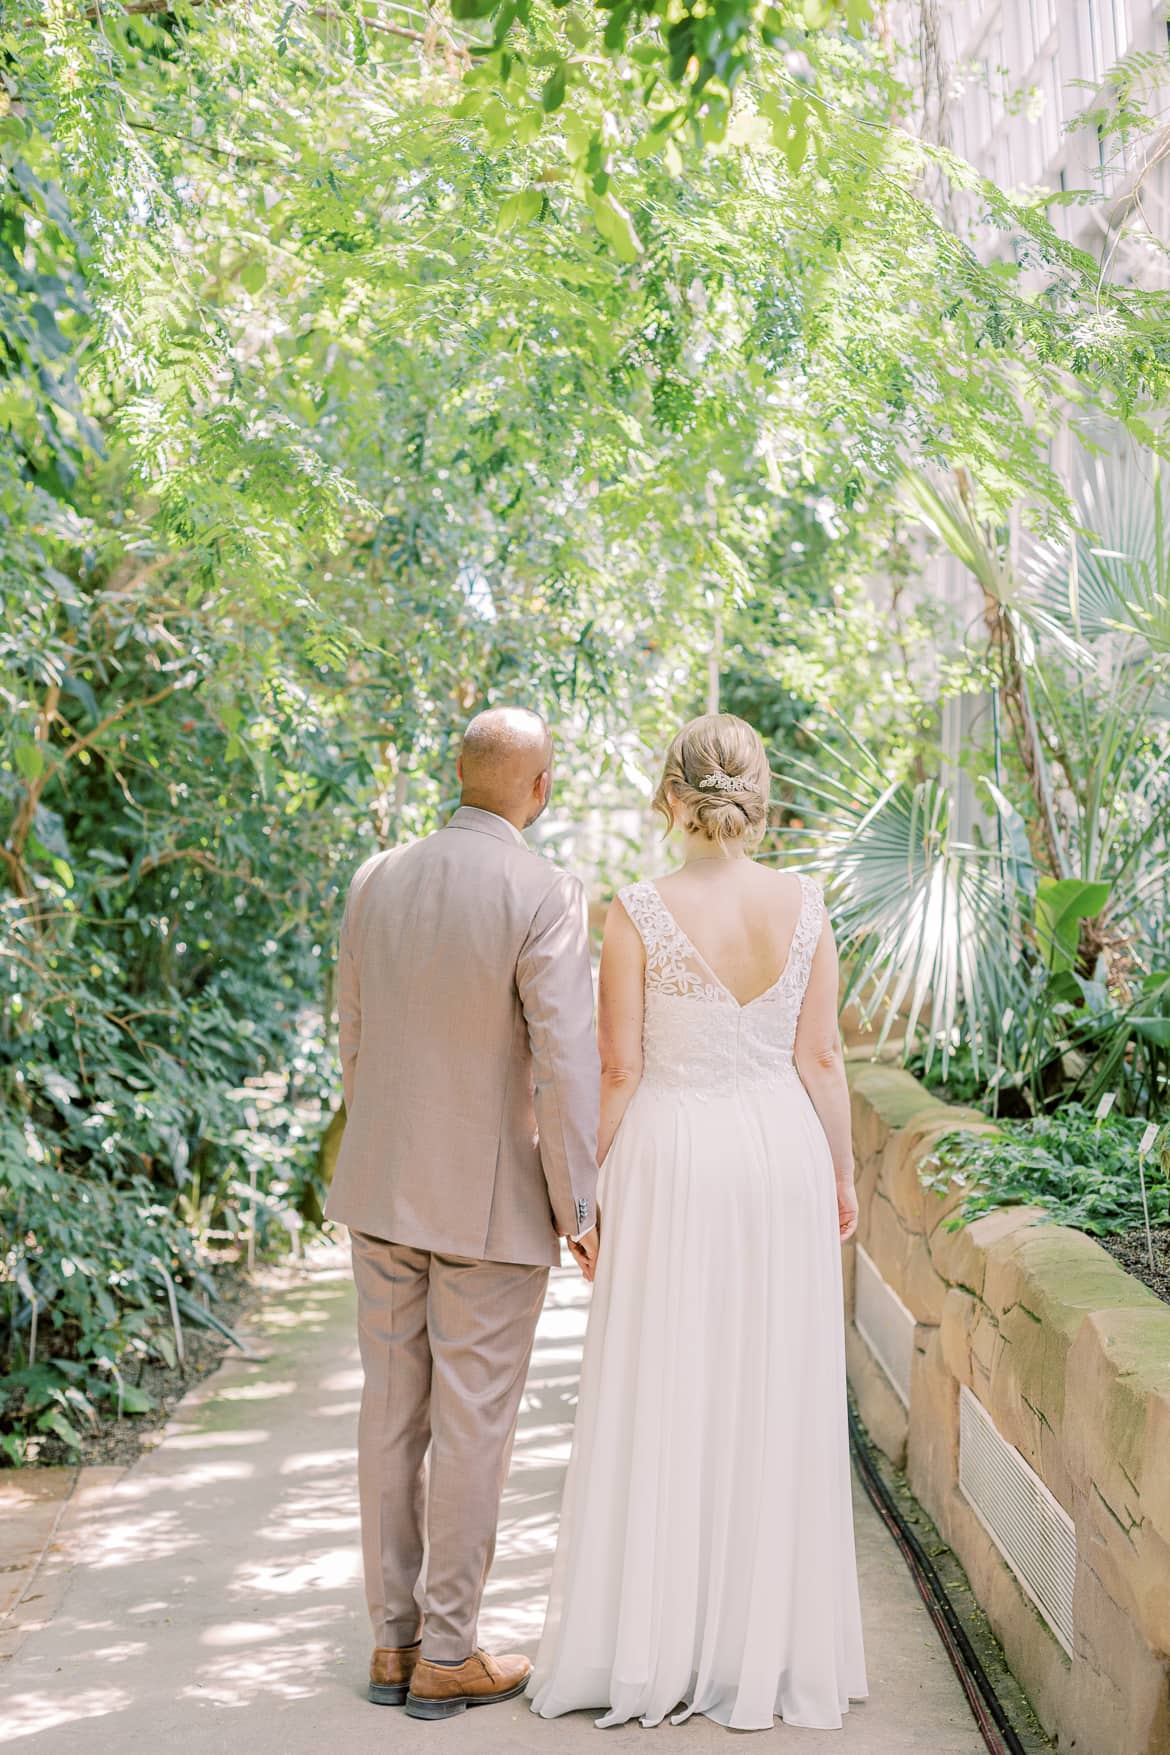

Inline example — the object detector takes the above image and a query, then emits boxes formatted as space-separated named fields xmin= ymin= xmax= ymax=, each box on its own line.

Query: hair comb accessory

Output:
xmin=698 ymin=771 xmax=753 ymax=794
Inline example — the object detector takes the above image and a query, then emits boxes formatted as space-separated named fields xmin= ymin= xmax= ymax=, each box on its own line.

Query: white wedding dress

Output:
xmin=528 ymin=874 xmax=867 ymax=1732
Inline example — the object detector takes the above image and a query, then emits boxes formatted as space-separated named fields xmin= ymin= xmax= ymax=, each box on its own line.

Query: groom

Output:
xmin=327 ymin=707 xmax=601 ymax=1721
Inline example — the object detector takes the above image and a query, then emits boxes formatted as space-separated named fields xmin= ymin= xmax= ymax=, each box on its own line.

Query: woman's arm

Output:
xmin=596 ymin=897 xmax=646 ymax=1167
xmin=794 ymin=912 xmax=859 ymax=1240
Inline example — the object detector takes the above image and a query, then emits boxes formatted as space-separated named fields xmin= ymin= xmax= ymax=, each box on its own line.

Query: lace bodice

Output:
xmin=617 ymin=875 xmax=825 ymax=1096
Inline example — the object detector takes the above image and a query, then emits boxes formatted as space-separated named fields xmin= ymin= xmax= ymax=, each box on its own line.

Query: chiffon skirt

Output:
xmin=528 ymin=1079 xmax=868 ymax=1731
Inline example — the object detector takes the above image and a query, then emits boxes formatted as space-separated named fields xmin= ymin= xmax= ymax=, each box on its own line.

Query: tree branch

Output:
xmin=138 ymin=846 xmax=277 ymax=896
xmin=125 ymin=118 xmax=283 ymax=171
xmin=0 ymin=844 xmax=31 ymax=902
xmin=23 ymin=0 xmax=427 ymax=42
xmin=50 ymin=677 xmax=190 ymax=778
xmin=4 ymin=669 xmax=66 ymax=879
xmin=310 ymin=6 xmax=425 ymax=42
xmin=5 ymin=677 xmax=191 ymax=869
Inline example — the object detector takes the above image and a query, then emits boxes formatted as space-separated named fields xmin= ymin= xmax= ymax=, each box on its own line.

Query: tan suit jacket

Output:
xmin=326 ymin=806 xmax=600 ymax=1267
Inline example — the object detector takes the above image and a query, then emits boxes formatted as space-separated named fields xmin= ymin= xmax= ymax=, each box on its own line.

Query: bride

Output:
xmin=528 ymin=712 xmax=868 ymax=1732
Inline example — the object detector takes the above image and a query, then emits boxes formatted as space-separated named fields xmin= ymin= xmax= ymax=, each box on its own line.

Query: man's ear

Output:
xmin=456 ymin=754 xmax=464 ymax=783
xmin=538 ymin=769 xmax=551 ymax=806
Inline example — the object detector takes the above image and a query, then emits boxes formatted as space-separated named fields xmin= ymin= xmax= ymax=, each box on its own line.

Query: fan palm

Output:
xmin=784 ymin=436 xmax=1170 ymax=1113
xmin=771 ymin=726 xmax=1023 ymax=1078
xmin=1023 ymin=440 xmax=1170 ymax=653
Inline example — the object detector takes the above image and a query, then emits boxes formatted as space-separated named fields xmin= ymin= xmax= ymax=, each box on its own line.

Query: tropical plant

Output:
xmin=4 ymin=0 xmax=1170 ymax=1459
xmin=0 ymin=1118 xmax=227 ymax=1462
xmin=772 ymin=739 xmax=1023 ymax=1079
xmin=785 ymin=440 xmax=1170 ymax=1113
xmin=923 ymin=1107 xmax=1170 ymax=1238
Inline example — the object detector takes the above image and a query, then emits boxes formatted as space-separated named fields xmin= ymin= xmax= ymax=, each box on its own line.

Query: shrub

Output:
xmin=0 ymin=1117 xmax=225 ymax=1464
xmin=923 ymin=1106 xmax=1170 ymax=1237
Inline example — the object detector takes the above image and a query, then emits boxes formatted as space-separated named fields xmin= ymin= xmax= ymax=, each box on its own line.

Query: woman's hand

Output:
xmin=836 ymin=1179 xmax=859 ymax=1242
xmin=568 ymin=1216 xmax=601 ymax=1283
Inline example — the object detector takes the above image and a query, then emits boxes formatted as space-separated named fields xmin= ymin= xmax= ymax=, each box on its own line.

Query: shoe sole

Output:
xmin=404 ymin=1678 xmax=530 ymax=1721
xmin=368 ymin=1682 xmax=410 ymax=1706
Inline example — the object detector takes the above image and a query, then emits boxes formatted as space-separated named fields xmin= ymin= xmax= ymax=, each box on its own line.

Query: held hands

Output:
xmin=567 ymin=1220 xmax=601 ymax=1283
xmin=836 ymin=1178 xmax=859 ymax=1242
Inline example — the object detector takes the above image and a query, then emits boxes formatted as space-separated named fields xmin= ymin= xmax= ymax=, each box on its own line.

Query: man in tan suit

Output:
xmin=327 ymin=707 xmax=600 ymax=1721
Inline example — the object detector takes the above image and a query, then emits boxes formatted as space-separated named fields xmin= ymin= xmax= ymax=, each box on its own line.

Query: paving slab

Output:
xmin=0 ymin=1471 xmax=76 ymax=1627
xmin=0 ymin=1468 xmax=125 ymax=1664
xmin=0 ymin=1247 xmax=986 ymax=1752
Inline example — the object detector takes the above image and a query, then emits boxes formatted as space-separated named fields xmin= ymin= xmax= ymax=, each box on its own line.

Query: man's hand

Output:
xmin=567 ymin=1222 xmax=600 ymax=1283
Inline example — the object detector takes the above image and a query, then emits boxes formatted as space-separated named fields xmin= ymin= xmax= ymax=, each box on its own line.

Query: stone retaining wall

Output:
xmin=844 ymin=1060 xmax=1170 ymax=1755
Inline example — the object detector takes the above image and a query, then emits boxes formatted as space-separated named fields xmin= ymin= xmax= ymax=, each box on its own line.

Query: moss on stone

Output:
xmin=846 ymin=1061 xmax=953 ymax=1130
xmin=849 ymin=1062 xmax=1170 ymax=1753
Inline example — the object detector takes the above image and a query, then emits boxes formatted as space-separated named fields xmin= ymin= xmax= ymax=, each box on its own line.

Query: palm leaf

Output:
xmin=1022 ymin=437 xmax=1170 ymax=653
xmin=772 ymin=733 xmax=1023 ymax=1075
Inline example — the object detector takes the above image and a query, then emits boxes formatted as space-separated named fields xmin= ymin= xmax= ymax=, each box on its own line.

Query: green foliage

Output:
xmin=0 ymin=1126 xmax=217 ymax=1461
xmin=1035 ymin=877 xmax=1114 ymax=974
xmin=721 ymin=494 xmax=941 ymax=784
xmin=989 ymin=966 xmax=1170 ymax=1121
xmin=0 ymin=540 xmax=355 ymax=1454
xmin=924 ymin=1107 xmax=1170 ymax=1238
xmin=3 ymin=0 xmax=1170 ymax=1454
xmin=456 ymin=0 xmax=875 ymax=148
xmin=781 ymin=730 xmax=1024 ymax=1079
xmin=0 ymin=893 xmax=333 ymax=1457
xmin=1024 ymin=447 xmax=1170 ymax=653
xmin=809 ymin=440 xmax=1170 ymax=1113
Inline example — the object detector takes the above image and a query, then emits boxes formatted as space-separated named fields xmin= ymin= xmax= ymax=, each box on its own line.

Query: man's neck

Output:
xmin=459 ymin=798 xmax=527 ymax=834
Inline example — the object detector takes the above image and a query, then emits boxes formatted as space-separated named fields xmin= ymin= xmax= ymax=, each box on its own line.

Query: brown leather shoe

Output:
xmin=368 ymin=1642 xmax=421 ymax=1706
xmin=404 ymin=1649 xmax=532 ymax=1720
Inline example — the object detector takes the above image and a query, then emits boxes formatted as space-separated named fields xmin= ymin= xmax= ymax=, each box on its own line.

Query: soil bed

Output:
xmin=1099 ymin=1224 xmax=1170 ymax=1306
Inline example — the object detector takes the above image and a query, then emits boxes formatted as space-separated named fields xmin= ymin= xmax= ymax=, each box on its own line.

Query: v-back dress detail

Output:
xmin=528 ymin=875 xmax=867 ymax=1731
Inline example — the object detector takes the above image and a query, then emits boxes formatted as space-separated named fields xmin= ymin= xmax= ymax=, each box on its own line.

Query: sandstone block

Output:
xmin=841 ymin=1234 xmax=857 ymax=1318
xmin=927 ymin=1204 xmax=1048 ymax=1298
xmin=847 ymin=1061 xmax=950 ymax=1133
xmin=1141 ymin=1383 xmax=1170 ymax=1551
xmin=905 ymin=1325 xmax=958 ymax=1535
xmin=939 ymin=1285 xmax=982 ymax=1389
xmin=862 ymin=1190 xmax=914 ymax=1294
xmin=1071 ymin=1548 xmax=1170 ymax=1755
xmin=899 ymin=1236 xmax=948 ymax=1327
xmin=846 ymin=1061 xmax=1170 ymax=1755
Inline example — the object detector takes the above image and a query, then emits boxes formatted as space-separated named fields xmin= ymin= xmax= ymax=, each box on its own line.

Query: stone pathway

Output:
xmin=0 ymin=1247 xmax=987 ymax=1753
xmin=0 ymin=1471 xmax=75 ymax=1660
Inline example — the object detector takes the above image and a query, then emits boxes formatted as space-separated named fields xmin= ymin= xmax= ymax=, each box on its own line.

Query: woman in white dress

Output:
xmin=529 ymin=712 xmax=867 ymax=1732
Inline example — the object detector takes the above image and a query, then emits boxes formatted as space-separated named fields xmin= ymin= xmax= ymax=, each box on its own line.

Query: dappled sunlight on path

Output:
xmin=1 ymin=1246 xmax=986 ymax=1753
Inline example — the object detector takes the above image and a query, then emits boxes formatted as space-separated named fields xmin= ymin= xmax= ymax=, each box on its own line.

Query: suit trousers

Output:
xmin=351 ymin=1231 xmax=548 ymax=1662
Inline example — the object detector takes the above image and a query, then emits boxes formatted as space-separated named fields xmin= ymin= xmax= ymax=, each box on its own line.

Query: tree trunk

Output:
xmin=983 ymin=598 xmax=1070 ymax=881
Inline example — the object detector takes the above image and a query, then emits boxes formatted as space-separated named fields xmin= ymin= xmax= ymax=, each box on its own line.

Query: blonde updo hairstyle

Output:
xmin=652 ymin=713 xmax=771 ymax=850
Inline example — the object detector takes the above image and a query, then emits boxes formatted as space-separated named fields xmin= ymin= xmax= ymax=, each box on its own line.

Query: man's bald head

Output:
xmin=458 ymin=707 xmax=554 ymax=828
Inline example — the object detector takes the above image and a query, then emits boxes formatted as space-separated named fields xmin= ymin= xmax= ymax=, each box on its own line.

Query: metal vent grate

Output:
xmin=958 ymin=1385 xmax=1076 ymax=1656
xmin=854 ymin=1245 xmax=915 ymax=1408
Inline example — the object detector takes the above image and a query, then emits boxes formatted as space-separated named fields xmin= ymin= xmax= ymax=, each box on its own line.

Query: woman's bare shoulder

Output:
xmin=750 ymin=861 xmax=806 ymax=900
